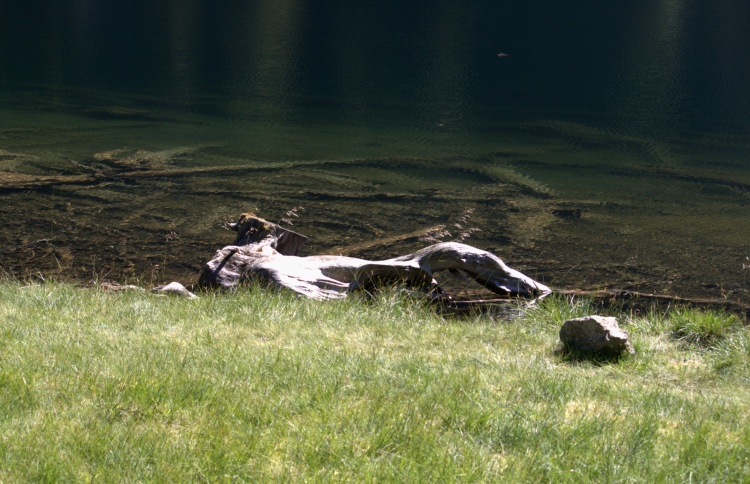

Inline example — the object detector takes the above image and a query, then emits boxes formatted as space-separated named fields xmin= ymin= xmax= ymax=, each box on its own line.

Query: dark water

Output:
xmin=1 ymin=1 xmax=749 ymax=302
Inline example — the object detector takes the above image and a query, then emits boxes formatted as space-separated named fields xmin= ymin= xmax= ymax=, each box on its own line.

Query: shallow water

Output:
xmin=1 ymin=1 xmax=748 ymax=302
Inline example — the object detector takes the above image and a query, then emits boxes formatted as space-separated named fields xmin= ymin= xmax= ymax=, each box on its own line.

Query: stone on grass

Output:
xmin=153 ymin=281 xmax=198 ymax=299
xmin=560 ymin=315 xmax=634 ymax=355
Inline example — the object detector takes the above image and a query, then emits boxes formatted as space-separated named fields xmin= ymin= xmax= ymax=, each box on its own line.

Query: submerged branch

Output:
xmin=556 ymin=288 xmax=750 ymax=319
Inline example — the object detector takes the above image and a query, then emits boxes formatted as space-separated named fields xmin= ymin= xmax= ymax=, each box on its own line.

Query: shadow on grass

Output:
xmin=553 ymin=344 xmax=633 ymax=366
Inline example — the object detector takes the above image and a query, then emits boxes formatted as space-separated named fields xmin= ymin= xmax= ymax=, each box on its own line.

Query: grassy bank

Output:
xmin=1 ymin=282 xmax=749 ymax=482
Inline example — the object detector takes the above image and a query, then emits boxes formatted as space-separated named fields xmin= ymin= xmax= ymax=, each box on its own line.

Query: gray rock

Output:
xmin=153 ymin=281 xmax=198 ymax=299
xmin=560 ymin=315 xmax=634 ymax=354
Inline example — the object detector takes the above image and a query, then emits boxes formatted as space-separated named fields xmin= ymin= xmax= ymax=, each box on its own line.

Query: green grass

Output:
xmin=667 ymin=307 xmax=744 ymax=346
xmin=1 ymin=282 xmax=749 ymax=482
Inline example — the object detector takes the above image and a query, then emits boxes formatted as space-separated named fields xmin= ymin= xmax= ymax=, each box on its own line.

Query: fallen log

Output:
xmin=162 ymin=212 xmax=748 ymax=318
xmin=197 ymin=212 xmax=551 ymax=301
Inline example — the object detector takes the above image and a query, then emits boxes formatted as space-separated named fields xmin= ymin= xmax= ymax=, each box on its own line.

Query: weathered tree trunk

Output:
xmin=197 ymin=213 xmax=551 ymax=301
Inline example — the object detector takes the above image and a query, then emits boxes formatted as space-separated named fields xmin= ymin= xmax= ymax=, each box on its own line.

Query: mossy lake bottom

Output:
xmin=1 ymin=91 xmax=748 ymax=307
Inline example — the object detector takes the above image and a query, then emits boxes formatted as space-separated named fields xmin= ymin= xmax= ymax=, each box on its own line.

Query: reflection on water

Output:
xmin=0 ymin=1 xmax=748 ymax=303
xmin=608 ymin=0 xmax=689 ymax=132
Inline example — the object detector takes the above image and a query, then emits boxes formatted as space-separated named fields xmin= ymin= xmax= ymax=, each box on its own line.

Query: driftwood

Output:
xmin=197 ymin=212 xmax=551 ymax=301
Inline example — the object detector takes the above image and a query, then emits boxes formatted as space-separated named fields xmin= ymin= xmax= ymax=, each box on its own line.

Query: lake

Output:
xmin=1 ymin=0 xmax=748 ymax=302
